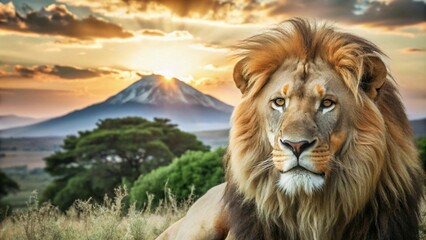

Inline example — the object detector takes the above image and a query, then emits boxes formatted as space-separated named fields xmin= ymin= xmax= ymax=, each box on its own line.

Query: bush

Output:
xmin=0 ymin=170 xmax=19 ymax=221
xmin=130 ymin=148 xmax=225 ymax=209
xmin=417 ymin=137 xmax=426 ymax=170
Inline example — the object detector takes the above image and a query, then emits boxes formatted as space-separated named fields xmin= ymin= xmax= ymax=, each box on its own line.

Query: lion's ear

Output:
xmin=233 ymin=59 xmax=249 ymax=94
xmin=360 ymin=56 xmax=387 ymax=100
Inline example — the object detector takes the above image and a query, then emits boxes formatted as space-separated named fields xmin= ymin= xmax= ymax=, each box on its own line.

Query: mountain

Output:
xmin=106 ymin=75 xmax=232 ymax=113
xmin=193 ymin=129 xmax=230 ymax=148
xmin=411 ymin=118 xmax=426 ymax=137
xmin=0 ymin=115 xmax=41 ymax=130
xmin=0 ymin=75 xmax=233 ymax=137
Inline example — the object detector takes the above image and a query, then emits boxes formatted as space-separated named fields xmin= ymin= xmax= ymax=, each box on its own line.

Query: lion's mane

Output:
xmin=224 ymin=18 xmax=423 ymax=240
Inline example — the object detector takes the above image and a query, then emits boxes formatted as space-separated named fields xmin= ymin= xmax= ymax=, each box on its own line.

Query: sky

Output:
xmin=0 ymin=0 xmax=425 ymax=120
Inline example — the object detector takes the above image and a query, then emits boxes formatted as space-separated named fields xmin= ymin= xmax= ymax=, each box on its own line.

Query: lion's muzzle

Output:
xmin=279 ymin=139 xmax=317 ymax=158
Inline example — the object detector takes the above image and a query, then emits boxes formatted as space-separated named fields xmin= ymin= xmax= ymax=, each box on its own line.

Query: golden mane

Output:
xmin=224 ymin=18 xmax=424 ymax=239
xmin=233 ymin=18 xmax=385 ymax=103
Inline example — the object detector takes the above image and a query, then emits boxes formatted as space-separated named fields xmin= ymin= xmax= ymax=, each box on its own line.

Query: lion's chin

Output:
xmin=278 ymin=168 xmax=325 ymax=195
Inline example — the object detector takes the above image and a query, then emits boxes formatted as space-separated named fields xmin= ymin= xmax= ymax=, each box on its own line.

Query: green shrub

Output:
xmin=0 ymin=170 xmax=19 ymax=221
xmin=417 ymin=137 xmax=426 ymax=170
xmin=130 ymin=148 xmax=225 ymax=208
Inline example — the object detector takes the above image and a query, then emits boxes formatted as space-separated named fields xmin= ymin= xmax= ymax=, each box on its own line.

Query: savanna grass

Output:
xmin=1 ymin=187 xmax=425 ymax=239
xmin=0 ymin=187 xmax=192 ymax=240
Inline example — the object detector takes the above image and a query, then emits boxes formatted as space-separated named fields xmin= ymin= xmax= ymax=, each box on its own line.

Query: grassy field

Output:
xmin=421 ymin=201 xmax=426 ymax=240
xmin=0 ymin=140 xmax=56 ymax=209
xmin=2 ymin=169 xmax=53 ymax=209
xmin=0 ymin=137 xmax=63 ymax=151
xmin=0 ymin=151 xmax=53 ymax=169
xmin=0 ymin=188 xmax=190 ymax=240
xmin=0 ymin=187 xmax=425 ymax=240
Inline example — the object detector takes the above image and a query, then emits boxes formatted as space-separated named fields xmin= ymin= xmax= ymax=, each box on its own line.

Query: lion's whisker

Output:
xmin=248 ymin=155 xmax=274 ymax=181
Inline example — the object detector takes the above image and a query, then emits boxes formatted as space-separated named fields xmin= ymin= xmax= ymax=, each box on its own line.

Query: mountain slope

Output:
xmin=0 ymin=75 xmax=233 ymax=137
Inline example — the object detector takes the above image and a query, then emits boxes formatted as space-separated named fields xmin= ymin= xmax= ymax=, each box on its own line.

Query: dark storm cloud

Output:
xmin=0 ymin=2 xmax=132 ymax=40
xmin=0 ymin=64 xmax=118 ymax=79
xmin=267 ymin=0 xmax=425 ymax=27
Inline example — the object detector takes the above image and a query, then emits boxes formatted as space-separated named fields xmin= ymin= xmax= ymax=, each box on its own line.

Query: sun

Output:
xmin=154 ymin=67 xmax=193 ymax=83
xmin=159 ymin=69 xmax=174 ymax=81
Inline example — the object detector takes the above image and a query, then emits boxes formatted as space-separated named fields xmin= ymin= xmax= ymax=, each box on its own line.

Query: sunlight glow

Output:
xmin=158 ymin=69 xmax=174 ymax=81
xmin=155 ymin=69 xmax=194 ymax=83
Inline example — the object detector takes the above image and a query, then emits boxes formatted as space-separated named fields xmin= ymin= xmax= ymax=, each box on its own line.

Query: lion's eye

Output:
xmin=321 ymin=99 xmax=335 ymax=108
xmin=273 ymin=98 xmax=286 ymax=107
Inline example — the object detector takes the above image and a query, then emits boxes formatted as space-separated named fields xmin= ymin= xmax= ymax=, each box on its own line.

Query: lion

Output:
xmin=157 ymin=18 xmax=424 ymax=240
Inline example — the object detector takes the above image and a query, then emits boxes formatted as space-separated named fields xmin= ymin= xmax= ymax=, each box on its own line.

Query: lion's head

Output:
xmin=225 ymin=18 xmax=423 ymax=239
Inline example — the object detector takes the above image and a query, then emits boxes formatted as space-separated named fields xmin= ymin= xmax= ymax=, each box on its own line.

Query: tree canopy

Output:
xmin=42 ymin=117 xmax=209 ymax=210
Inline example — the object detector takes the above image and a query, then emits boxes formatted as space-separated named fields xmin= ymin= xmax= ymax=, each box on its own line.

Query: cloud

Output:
xmin=0 ymin=2 xmax=132 ymax=40
xmin=190 ymin=43 xmax=229 ymax=53
xmin=267 ymin=0 xmax=426 ymax=28
xmin=124 ymin=0 xmax=235 ymax=19
xmin=202 ymin=64 xmax=229 ymax=71
xmin=52 ymin=39 xmax=103 ymax=48
xmin=65 ymin=0 xmax=236 ymax=19
xmin=351 ymin=0 xmax=426 ymax=27
xmin=58 ymin=0 xmax=258 ymax=23
xmin=58 ymin=0 xmax=425 ymax=28
xmin=139 ymin=29 xmax=193 ymax=40
xmin=401 ymin=47 xmax=426 ymax=53
xmin=0 ymin=64 xmax=118 ymax=79
xmin=140 ymin=29 xmax=166 ymax=37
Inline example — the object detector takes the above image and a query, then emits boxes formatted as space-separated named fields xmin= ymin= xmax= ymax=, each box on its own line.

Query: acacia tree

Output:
xmin=42 ymin=117 xmax=209 ymax=210
xmin=0 ymin=170 xmax=19 ymax=219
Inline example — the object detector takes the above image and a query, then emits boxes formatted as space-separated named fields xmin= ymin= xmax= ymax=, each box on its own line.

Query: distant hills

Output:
xmin=0 ymin=115 xmax=41 ymax=130
xmin=0 ymin=75 xmax=233 ymax=137
xmin=193 ymin=129 xmax=230 ymax=148
xmin=411 ymin=118 xmax=426 ymax=137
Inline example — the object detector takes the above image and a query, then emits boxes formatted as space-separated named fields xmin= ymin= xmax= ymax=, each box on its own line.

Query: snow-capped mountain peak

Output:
xmin=106 ymin=74 xmax=233 ymax=113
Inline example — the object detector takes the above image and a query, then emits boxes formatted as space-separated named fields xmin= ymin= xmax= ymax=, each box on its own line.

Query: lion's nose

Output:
xmin=280 ymin=139 xmax=316 ymax=158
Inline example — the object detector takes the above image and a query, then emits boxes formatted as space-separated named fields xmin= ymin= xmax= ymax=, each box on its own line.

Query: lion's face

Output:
xmin=259 ymin=59 xmax=353 ymax=195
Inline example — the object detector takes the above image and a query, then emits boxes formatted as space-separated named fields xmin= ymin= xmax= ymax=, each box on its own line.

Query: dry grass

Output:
xmin=0 ymin=187 xmax=192 ymax=240
xmin=420 ymin=199 xmax=426 ymax=240
xmin=0 ymin=188 xmax=425 ymax=240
